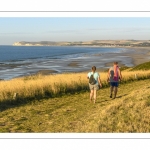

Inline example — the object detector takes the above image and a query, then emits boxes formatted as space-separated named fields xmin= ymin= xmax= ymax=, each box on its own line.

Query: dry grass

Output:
xmin=98 ymin=85 xmax=150 ymax=132
xmin=0 ymin=79 xmax=150 ymax=132
xmin=0 ymin=70 xmax=150 ymax=102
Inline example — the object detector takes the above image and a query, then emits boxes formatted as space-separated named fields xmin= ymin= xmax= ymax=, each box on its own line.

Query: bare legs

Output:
xmin=90 ymin=89 xmax=97 ymax=103
xmin=110 ymin=86 xmax=113 ymax=98
xmin=114 ymin=87 xmax=118 ymax=98
xmin=110 ymin=86 xmax=118 ymax=99
xmin=90 ymin=90 xmax=93 ymax=102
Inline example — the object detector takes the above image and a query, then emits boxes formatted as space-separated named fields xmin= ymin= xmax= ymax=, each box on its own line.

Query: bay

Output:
xmin=0 ymin=46 xmax=133 ymax=80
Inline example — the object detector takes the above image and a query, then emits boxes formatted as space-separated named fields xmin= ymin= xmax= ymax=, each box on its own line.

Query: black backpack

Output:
xmin=89 ymin=73 xmax=96 ymax=85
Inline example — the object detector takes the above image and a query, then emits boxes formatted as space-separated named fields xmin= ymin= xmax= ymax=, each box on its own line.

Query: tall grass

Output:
xmin=0 ymin=70 xmax=150 ymax=102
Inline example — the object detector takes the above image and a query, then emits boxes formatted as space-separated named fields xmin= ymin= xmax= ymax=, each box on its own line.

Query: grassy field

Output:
xmin=1 ymin=70 xmax=150 ymax=102
xmin=0 ymin=61 xmax=150 ymax=132
xmin=0 ymin=79 xmax=150 ymax=132
xmin=0 ymin=72 xmax=150 ymax=132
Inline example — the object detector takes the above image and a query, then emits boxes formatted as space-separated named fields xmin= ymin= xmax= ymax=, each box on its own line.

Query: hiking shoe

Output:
xmin=110 ymin=94 xmax=112 ymax=98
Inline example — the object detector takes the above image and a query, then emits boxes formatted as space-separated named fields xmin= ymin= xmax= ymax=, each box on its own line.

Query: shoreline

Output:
xmin=34 ymin=47 xmax=150 ymax=75
xmin=0 ymin=46 xmax=150 ymax=80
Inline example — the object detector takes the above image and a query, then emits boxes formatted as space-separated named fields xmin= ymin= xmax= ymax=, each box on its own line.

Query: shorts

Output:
xmin=110 ymin=82 xmax=119 ymax=87
xmin=89 ymin=83 xmax=99 ymax=90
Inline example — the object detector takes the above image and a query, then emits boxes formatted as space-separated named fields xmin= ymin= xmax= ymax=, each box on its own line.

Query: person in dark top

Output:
xmin=107 ymin=62 xmax=122 ymax=99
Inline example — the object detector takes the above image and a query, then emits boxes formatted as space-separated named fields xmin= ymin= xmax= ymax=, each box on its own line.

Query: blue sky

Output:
xmin=0 ymin=17 xmax=150 ymax=45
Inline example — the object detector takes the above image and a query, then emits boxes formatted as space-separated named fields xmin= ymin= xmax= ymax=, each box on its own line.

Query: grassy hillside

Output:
xmin=1 ymin=61 xmax=150 ymax=133
xmin=131 ymin=61 xmax=150 ymax=71
xmin=0 ymin=79 xmax=150 ymax=133
xmin=1 ymin=70 xmax=150 ymax=103
xmin=13 ymin=40 xmax=150 ymax=47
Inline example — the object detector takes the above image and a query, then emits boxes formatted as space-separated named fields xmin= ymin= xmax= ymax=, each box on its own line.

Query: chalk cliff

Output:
xmin=13 ymin=40 xmax=150 ymax=47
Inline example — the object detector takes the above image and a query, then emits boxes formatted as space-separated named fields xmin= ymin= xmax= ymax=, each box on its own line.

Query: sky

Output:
xmin=0 ymin=17 xmax=150 ymax=45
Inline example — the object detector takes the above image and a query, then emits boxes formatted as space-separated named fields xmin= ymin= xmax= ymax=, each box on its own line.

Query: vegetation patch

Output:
xmin=131 ymin=61 xmax=150 ymax=71
xmin=0 ymin=79 xmax=150 ymax=132
xmin=1 ymin=61 xmax=150 ymax=132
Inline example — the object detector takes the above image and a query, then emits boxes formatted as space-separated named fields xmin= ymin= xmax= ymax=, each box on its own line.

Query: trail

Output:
xmin=0 ymin=79 xmax=150 ymax=132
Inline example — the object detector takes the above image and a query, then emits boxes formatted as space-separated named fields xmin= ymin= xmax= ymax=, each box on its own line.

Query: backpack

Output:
xmin=89 ymin=73 xmax=96 ymax=85
xmin=113 ymin=66 xmax=120 ymax=81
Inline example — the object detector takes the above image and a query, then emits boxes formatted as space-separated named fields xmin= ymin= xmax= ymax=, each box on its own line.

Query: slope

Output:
xmin=0 ymin=79 xmax=150 ymax=133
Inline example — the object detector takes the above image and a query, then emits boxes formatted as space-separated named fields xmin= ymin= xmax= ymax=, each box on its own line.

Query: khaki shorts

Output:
xmin=89 ymin=83 xmax=99 ymax=90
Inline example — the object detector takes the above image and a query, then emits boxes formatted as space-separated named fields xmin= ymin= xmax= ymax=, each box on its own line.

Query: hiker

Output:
xmin=87 ymin=66 xmax=102 ymax=103
xmin=107 ymin=62 xmax=122 ymax=99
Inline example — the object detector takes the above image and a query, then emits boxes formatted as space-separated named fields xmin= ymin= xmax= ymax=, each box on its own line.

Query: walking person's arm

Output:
xmin=87 ymin=73 xmax=89 ymax=79
xmin=118 ymin=69 xmax=122 ymax=82
xmin=98 ymin=77 xmax=102 ymax=88
xmin=107 ymin=69 xmax=110 ymax=82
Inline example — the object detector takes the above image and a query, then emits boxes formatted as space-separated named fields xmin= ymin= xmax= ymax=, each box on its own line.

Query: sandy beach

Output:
xmin=34 ymin=47 xmax=150 ymax=75
xmin=125 ymin=47 xmax=150 ymax=65
xmin=0 ymin=46 xmax=150 ymax=79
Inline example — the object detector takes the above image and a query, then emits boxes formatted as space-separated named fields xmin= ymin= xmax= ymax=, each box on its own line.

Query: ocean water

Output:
xmin=0 ymin=46 xmax=133 ymax=80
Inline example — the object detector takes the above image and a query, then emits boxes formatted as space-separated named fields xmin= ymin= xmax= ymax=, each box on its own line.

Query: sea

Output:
xmin=0 ymin=46 xmax=134 ymax=80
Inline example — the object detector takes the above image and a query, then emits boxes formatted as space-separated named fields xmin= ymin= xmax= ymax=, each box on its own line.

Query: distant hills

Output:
xmin=13 ymin=40 xmax=150 ymax=47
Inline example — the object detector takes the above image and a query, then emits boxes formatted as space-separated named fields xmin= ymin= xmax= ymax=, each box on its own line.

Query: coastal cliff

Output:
xmin=13 ymin=40 xmax=150 ymax=47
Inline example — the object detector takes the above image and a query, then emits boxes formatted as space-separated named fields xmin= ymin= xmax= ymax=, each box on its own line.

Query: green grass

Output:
xmin=119 ymin=66 xmax=131 ymax=71
xmin=0 ymin=79 xmax=150 ymax=133
xmin=131 ymin=61 xmax=150 ymax=71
